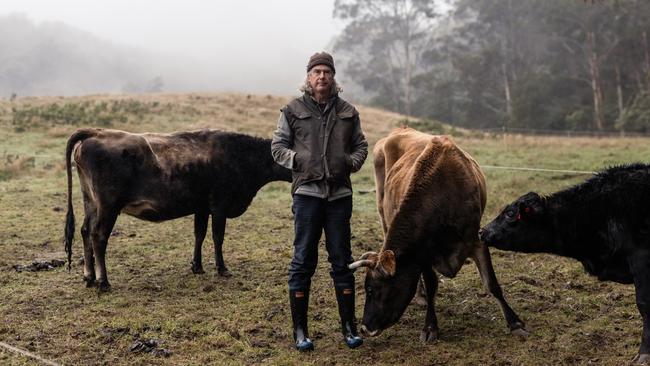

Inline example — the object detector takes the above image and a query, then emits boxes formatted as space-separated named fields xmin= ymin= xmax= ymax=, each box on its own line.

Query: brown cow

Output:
xmin=350 ymin=128 xmax=527 ymax=341
xmin=64 ymin=128 xmax=291 ymax=291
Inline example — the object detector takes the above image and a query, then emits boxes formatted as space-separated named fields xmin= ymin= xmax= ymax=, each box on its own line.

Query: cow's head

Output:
xmin=480 ymin=192 xmax=554 ymax=253
xmin=349 ymin=250 xmax=421 ymax=336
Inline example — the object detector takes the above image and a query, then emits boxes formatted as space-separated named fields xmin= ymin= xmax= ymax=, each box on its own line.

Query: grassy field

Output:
xmin=0 ymin=93 xmax=649 ymax=365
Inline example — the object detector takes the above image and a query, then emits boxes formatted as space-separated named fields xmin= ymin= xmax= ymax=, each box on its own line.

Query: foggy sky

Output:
xmin=0 ymin=1 xmax=343 ymax=96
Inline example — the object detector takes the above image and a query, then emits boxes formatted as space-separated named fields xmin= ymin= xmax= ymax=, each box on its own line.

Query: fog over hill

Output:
xmin=0 ymin=15 xmax=170 ymax=96
xmin=0 ymin=13 xmax=347 ymax=98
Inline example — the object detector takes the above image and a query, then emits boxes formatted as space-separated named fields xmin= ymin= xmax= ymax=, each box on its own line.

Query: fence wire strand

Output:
xmin=481 ymin=165 xmax=596 ymax=175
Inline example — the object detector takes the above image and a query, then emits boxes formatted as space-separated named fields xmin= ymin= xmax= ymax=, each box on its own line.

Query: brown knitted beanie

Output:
xmin=307 ymin=52 xmax=335 ymax=74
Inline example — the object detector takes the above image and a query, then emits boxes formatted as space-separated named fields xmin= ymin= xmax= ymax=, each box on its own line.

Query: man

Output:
xmin=271 ymin=52 xmax=368 ymax=351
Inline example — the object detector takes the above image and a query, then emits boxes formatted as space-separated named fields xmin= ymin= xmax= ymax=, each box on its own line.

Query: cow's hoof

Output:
xmin=97 ymin=281 xmax=111 ymax=293
xmin=633 ymin=353 xmax=650 ymax=364
xmin=191 ymin=263 xmax=205 ymax=274
xmin=218 ymin=268 xmax=232 ymax=277
xmin=510 ymin=323 xmax=530 ymax=340
xmin=84 ymin=277 xmax=96 ymax=288
xmin=419 ymin=327 xmax=439 ymax=343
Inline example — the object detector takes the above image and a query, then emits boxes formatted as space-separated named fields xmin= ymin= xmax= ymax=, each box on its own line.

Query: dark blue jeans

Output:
xmin=288 ymin=194 xmax=355 ymax=291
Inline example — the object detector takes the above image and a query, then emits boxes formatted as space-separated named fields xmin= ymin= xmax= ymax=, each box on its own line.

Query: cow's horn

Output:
xmin=348 ymin=251 xmax=378 ymax=269
xmin=348 ymin=259 xmax=375 ymax=270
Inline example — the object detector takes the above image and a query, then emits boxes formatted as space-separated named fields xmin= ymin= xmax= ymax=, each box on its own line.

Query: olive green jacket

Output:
xmin=271 ymin=93 xmax=368 ymax=195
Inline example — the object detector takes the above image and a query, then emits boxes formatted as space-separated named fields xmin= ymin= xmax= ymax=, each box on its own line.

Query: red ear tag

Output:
xmin=524 ymin=207 xmax=530 ymax=213
xmin=516 ymin=213 xmax=521 ymax=221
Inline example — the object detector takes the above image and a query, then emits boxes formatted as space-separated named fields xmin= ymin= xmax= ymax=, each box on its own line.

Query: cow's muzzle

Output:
xmin=479 ymin=228 xmax=492 ymax=243
xmin=361 ymin=325 xmax=382 ymax=337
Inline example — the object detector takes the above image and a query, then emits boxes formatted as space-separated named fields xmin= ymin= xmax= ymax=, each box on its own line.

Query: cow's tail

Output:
xmin=64 ymin=128 xmax=99 ymax=271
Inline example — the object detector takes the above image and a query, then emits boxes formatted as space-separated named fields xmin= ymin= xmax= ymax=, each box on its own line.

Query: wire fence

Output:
xmin=481 ymin=165 xmax=596 ymax=175
xmin=478 ymin=127 xmax=650 ymax=138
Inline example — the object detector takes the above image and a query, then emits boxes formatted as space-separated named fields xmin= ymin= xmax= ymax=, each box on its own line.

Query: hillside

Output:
xmin=0 ymin=92 xmax=417 ymax=143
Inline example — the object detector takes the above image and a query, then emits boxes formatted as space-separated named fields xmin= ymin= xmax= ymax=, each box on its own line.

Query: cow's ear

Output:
xmin=376 ymin=250 xmax=396 ymax=277
xmin=517 ymin=202 xmax=534 ymax=220
xmin=518 ymin=192 xmax=546 ymax=220
xmin=518 ymin=200 xmax=544 ymax=221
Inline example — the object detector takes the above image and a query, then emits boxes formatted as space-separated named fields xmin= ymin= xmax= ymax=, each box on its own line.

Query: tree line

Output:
xmin=333 ymin=0 xmax=650 ymax=133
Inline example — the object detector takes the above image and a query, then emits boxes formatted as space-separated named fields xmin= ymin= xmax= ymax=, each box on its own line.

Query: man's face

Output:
xmin=308 ymin=65 xmax=333 ymax=96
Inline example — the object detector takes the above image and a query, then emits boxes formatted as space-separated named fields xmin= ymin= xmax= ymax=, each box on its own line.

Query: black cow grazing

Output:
xmin=349 ymin=128 xmax=526 ymax=342
xmin=480 ymin=163 xmax=650 ymax=364
xmin=64 ymin=128 xmax=291 ymax=291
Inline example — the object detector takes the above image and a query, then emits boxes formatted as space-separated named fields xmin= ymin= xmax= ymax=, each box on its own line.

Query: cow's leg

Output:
xmin=211 ymin=214 xmax=230 ymax=277
xmin=373 ymin=148 xmax=388 ymax=236
xmin=191 ymin=211 xmax=209 ymax=274
xmin=420 ymin=265 xmax=439 ymax=342
xmin=629 ymin=251 xmax=650 ymax=364
xmin=79 ymin=181 xmax=97 ymax=287
xmin=472 ymin=242 xmax=528 ymax=337
xmin=414 ymin=277 xmax=427 ymax=306
xmin=91 ymin=209 xmax=119 ymax=292
xmin=81 ymin=213 xmax=96 ymax=287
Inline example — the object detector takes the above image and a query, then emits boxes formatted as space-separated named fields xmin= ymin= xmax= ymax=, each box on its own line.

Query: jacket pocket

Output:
xmin=290 ymin=111 xmax=312 ymax=173
xmin=293 ymin=151 xmax=305 ymax=173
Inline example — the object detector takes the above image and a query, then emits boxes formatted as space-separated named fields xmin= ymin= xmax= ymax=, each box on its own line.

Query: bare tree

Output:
xmin=549 ymin=2 xmax=619 ymax=130
xmin=334 ymin=0 xmax=438 ymax=115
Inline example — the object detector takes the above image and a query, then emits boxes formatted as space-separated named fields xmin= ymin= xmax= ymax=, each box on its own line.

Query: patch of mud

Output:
xmin=129 ymin=339 xmax=171 ymax=357
xmin=517 ymin=275 xmax=542 ymax=287
xmin=13 ymin=259 xmax=65 ymax=272
xmin=99 ymin=327 xmax=130 ymax=344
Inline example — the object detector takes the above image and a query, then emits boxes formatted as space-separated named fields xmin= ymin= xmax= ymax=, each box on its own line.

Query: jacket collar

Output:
xmin=302 ymin=92 xmax=338 ymax=116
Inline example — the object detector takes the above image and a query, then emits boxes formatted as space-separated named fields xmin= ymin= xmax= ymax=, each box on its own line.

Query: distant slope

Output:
xmin=0 ymin=14 xmax=162 ymax=97
xmin=0 ymin=92 xmax=433 ymax=144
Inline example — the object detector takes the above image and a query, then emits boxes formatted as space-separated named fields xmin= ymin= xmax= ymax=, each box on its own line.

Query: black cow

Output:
xmin=64 ymin=128 xmax=291 ymax=291
xmin=480 ymin=163 xmax=650 ymax=364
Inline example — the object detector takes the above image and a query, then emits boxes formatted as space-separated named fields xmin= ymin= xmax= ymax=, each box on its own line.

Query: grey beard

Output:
xmin=299 ymin=77 xmax=342 ymax=96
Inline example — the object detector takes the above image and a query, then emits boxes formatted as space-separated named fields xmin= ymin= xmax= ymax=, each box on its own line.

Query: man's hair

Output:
xmin=299 ymin=76 xmax=343 ymax=96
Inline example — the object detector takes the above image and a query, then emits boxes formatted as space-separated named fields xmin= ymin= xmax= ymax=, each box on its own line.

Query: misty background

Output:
xmin=2 ymin=0 xmax=650 ymax=133
xmin=0 ymin=0 xmax=344 ymax=97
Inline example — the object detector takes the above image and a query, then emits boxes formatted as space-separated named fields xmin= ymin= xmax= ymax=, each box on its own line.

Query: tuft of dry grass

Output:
xmin=0 ymin=154 xmax=35 ymax=181
xmin=46 ymin=126 xmax=73 ymax=138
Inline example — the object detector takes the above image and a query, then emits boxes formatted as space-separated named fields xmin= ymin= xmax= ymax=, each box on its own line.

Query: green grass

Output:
xmin=0 ymin=93 xmax=648 ymax=365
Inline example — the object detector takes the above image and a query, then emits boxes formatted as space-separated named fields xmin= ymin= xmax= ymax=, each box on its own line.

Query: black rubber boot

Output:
xmin=289 ymin=289 xmax=314 ymax=351
xmin=335 ymin=287 xmax=363 ymax=349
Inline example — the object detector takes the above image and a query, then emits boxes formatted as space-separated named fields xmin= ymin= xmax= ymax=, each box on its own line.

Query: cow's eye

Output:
xmin=505 ymin=209 xmax=516 ymax=219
